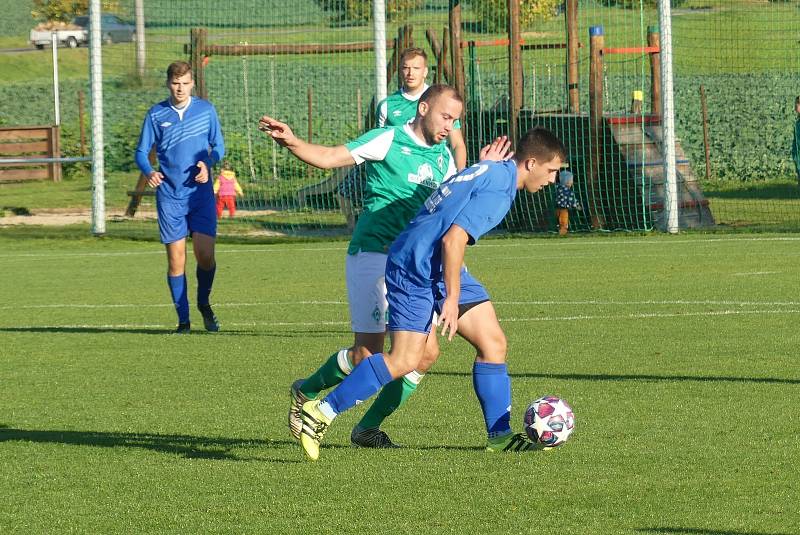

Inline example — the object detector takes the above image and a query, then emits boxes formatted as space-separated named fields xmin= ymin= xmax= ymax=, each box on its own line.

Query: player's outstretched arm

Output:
xmin=479 ymin=135 xmax=513 ymax=162
xmin=439 ymin=224 xmax=470 ymax=341
xmin=258 ymin=115 xmax=355 ymax=169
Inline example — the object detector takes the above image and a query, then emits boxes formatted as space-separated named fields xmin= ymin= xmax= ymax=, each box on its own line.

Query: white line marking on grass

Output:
xmin=0 ymin=246 xmax=349 ymax=259
xmin=495 ymin=299 xmax=800 ymax=306
xmin=5 ymin=299 xmax=800 ymax=311
xmin=0 ymin=300 xmax=347 ymax=310
xmin=731 ymin=271 xmax=781 ymax=276
xmin=2 ymin=321 xmax=351 ymax=330
xmin=499 ymin=309 xmax=800 ymax=322
xmin=1 ymin=235 xmax=798 ymax=260
xmin=489 ymin=251 xmax=800 ymax=261
xmin=8 ymin=309 xmax=799 ymax=331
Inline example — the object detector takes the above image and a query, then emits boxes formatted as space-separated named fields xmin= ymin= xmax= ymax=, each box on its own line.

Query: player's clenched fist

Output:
xmin=195 ymin=160 xmax=209 ymax=183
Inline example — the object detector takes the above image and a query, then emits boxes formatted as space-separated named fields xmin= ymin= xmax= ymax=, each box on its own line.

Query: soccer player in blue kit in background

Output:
xmin=297 ymin=127 xmax=566 ymax=460
xmin=135 ymin=61 xmax=225 ymax=333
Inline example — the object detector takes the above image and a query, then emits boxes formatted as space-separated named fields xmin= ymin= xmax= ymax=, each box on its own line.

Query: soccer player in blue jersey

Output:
xmin=261 ymin=87 xmax=511 ymax=450
xmin=297 ymin=127 xmax=566 ymax=460
xmin=135 ymin=61 xmax=225 ymax=333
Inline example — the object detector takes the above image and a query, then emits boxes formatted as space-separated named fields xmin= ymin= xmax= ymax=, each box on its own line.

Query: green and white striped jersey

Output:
xmin=345 ymin=123 xmax=457 ymax=254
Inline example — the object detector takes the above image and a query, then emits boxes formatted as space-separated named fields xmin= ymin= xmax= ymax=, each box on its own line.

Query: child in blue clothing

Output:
xmin=555 ymin=170 xmax=580 ymax=236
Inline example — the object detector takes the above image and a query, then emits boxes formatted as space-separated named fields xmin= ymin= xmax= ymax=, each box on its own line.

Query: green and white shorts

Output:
xmin=345 ymin=251 xmax=389 ymax=334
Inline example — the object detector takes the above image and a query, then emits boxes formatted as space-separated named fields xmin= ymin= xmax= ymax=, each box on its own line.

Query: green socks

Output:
xmin=299 ymin=350 xmax=424 ymax=431
xmin=356 ymin=375 xmax=419 ymax=430
xmin=299 ymin=349 xmax=351 ymax=399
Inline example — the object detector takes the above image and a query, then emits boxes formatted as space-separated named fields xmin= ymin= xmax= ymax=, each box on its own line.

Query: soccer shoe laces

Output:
xmin=488 ymin=433 xmax=547 ymax=453
xmin=301 ymin=405 xmax=330 ymax=443
xmin=502 ymin=433 xmax=538 ymax=452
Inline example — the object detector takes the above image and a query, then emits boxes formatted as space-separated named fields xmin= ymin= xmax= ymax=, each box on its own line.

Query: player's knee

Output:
xmin=195 ymin=251 xmax=215 ymax=270
xmin=350 ymin=345 xmax=374 ymax=366
xmin=477 ymin=332 xmax=507 ymax=362
xmin=167 ymin=254 xmax=185 ymax=275
xmin=385 ymin=353 xmax=420 ymax=378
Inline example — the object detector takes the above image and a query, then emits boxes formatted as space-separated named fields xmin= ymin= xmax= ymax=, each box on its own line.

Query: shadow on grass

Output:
xmin=636 ymin=528 xmax=795 ymax=535
xmin=432 ymin=371 xmax=800 ymax=386
xmin=704 ymin=181 xmax=800 ymax=200
xmin=0 ymin=326 xmax=350 ymax=338
xmin=0 ymin=326 xmax=184 ymax=335
xmin=0 ymin=326 xmax=262 ymax=336
xmin=0 ymin=425 xmax=517 ymax=457
xmin=0 ymin=426 xmax=354 ymax=462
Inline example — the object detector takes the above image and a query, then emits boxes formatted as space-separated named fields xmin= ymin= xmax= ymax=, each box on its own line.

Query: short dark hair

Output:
xmin=419 ymin=84 xmax=463 ymax=108
xmin=166 ymin=61 xmax=192 ymax=80
xmin=400 ymin=47 xmax=427 ymax=64
xmin=516 ymin=127 xmax=566 ymax=163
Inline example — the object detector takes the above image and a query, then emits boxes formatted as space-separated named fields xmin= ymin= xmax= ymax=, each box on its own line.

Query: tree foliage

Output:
xmin=470 ymin=0 xmax=563 ymax=33
xmin=31 ymin=0 xmax=120 ymax=22
xmin=599 ymin=0 xmax=686 ymax=7
xmin=314 ymin=0 xmax=424 ymax=25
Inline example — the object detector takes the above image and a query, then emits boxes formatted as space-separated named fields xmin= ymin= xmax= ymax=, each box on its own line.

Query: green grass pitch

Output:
xmin=1 ymin=233 xmax=798 ymax=534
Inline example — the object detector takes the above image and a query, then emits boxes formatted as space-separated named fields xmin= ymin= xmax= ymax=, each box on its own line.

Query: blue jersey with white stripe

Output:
xmin=135 ymin=97 xmax=225 ymax=201
xmin=388 ymin=159 xmax=517 ymax=285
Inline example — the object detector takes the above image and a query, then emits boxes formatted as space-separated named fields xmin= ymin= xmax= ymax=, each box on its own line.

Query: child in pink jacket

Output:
xmin=213 ymin=161 xmax=244 ymax=218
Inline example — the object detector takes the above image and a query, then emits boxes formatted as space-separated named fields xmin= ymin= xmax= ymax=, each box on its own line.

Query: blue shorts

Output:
xmin=386 ymin=264 xmax=490 ymax=334
xmin=156 ymin=192 xmax=217 ymax=244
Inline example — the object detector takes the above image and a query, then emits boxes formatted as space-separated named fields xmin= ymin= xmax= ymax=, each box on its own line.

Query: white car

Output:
xmin=30 ymin=22 xmax=88 ymax=49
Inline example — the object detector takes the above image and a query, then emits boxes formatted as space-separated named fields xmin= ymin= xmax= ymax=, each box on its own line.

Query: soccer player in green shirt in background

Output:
xmin=377 ymin=47 xmax=467 ymax=169
xmin=792 ymin=96 xmax=800 ymax=185
xmin=259 ymin=85 xmax=505 ymax=448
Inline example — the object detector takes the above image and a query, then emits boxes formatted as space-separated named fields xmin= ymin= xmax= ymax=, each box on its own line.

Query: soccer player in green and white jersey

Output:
xmin=337 ymin=48 xmax=467 ymax=228
xmin=260 ymin=86 xmax=503 ymax=448
xmin=376 ymin=48 xmax=466 ymax=169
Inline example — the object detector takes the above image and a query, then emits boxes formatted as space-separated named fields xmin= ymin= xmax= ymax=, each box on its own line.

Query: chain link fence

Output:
xmin=1 ymin=1 xmax=798 ymax=237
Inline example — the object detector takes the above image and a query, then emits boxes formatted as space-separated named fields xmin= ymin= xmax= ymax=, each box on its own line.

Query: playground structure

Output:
xmin=459 ymin=6 xmax=714 ymax=231
xmin=180 ymin=0 xmax=714 ymax=232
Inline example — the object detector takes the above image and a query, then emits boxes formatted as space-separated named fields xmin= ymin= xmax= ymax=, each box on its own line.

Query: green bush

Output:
xmin=314 ymin=0 xmax=424 ymax=24
xmin=469 ymin=0 xmax=562 ymax=33
xmin=599 ymin=0 xmax=686 ymax=8
xmin=31 ymin=0 xmax=120 ymax=23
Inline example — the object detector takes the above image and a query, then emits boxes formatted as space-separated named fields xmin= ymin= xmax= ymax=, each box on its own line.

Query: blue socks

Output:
xmin=324 ymin=354 xmax=393 ymax=415
xmin=473 ymin=362 xmax=512 ymax=438
xmin=196 ymin=264 xmax=216 ymax=306
xmin=167 ymin=274 xmax=189 ymax=323
xmin=168 ymin=266 xmax=214 ymax=324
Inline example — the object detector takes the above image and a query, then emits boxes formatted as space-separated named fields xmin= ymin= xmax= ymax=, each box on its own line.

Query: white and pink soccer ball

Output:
xmin=524 ymin=395 xmax=575 ymax=447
